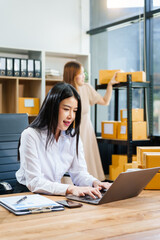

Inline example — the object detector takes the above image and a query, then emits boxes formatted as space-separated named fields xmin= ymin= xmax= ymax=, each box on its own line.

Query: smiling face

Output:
xmin=55 ymin=96 xmax=78 ymax=140
xmin=74 ymin=66 xmax=85 ymax=88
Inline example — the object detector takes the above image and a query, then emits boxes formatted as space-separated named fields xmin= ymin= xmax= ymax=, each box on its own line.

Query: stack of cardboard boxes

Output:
xmin=109 ymin=155 xmax=138 ymax=181
xmin=100 ymin=69 xmax=147 ymax=141
xmin=102 ymin=107 xmax=147 ymax=181
xmin=99 ymin=70 xmax=160 ymax=188
xmin=137 ymin=146 xmax=160 ymax=189
xmin=101 ymin=108 xmax=147 ymax=141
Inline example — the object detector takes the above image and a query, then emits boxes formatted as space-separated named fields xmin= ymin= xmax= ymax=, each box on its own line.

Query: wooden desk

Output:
xmin=0 ymin=191 xmax=160 ymax=240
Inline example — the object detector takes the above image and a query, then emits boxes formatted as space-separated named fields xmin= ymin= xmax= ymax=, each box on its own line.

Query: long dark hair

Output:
xmin=30 ymin=82 xmax=81 ymax=155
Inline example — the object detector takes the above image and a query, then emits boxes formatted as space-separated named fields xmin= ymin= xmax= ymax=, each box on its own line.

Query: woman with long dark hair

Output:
xmin=16 ymin=82 xmax=111 ymax=197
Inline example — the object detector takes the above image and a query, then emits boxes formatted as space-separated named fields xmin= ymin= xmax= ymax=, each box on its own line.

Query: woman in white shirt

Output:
xmin=16 ymin=82 xmax=111 ymax=198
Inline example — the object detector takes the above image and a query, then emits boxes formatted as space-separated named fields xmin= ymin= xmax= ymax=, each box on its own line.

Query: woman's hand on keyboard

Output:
xmin=66 ymin=185 xmax=102 ymax=199
xmin=93 ymin=180 xmax=112 ymax=190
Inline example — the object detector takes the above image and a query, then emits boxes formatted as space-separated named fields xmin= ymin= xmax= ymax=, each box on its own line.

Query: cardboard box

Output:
xmin=110 ymin=155 xmax=137 ymax=180
xmin=109 ymin=165 xmax=122 ymax=181
xmin=120 ymin=108 xmax=144 ymax=122
xmin=18 ymin=97 xmax=39 ymax=115
xmin=116 ymin=71 xmax=146 ymax=82
xmin=137 ymin=146 xmax=160 ymax=166
xmin=124 ymin=161 xmax=138 ymax=171
xmin=142 ymin=152 xmax=160 ymax=171
xmin=145 ymin=173 xmax=160 ymax=189
xmin=99 ymin=70 xmax=120 ymax=84
xmin=117 ymin=121 xmax=147 ymax=140
xmin=101 ymin=121 xmax=119 ymax=139
xmin=112 ymin=154 xmax=128 ymax=168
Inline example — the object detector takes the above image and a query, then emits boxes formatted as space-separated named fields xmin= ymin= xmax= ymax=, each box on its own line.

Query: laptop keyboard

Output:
xmin=77 ymin=189 xmax=108 ymax=203
xmin=67 ymin=189 xmax=108 ymax=204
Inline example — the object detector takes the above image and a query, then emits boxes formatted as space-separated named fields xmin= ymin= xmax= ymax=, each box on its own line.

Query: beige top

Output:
xmin=79 ymin=83 xmax=105 ymax=180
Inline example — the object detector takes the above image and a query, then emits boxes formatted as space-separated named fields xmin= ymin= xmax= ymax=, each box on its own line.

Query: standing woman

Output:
xmin=63 ymin=61 xmax=118 ymax=181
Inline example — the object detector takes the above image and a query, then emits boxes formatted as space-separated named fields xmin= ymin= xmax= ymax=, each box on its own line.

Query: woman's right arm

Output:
xmin=18 ymin=129 xmax=69 ymax=195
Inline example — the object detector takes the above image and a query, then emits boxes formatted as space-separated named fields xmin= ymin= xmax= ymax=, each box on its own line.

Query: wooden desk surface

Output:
xmin=0 ymin=190 xmax=160 ymax=240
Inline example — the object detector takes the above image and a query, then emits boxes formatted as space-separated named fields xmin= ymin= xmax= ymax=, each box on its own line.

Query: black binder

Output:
xmin=34 ymin=60 xmax=41 ymax=78
xmin=20 ymin=59 xmax=27 ymax=77
xmin=14 ymin=58 xmax=20 ymax=76
xmin=6 ymin=58 xmax=13 ymax=76
xmin=27 ymin=59 xmax=34 ymax=77
xmin=0 ymin=57 xmax=6 ymax=76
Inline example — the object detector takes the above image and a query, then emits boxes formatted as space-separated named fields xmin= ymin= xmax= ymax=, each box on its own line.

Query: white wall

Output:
xmin=0 ymin=0 xmax=89 ymax=54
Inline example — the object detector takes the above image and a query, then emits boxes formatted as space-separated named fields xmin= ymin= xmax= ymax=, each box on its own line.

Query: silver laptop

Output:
xmin=67 ymin=167 xmax=160 ymax=205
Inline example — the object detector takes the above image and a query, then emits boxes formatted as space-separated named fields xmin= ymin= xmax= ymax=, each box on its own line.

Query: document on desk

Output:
xmin=0 ymin=194 xmax=64 ymax=215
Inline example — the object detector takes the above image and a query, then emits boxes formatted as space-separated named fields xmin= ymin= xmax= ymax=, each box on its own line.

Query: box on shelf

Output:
xmin=112 ymin=154 xmax=128 ymax=167
xmin=124 ymin=161 xmax=138 ymax=171
xmin=144 ymin=173 xmax=160 ymax=189
xmin=116 ymin=71 xmax=146 ymax=82
xmin=117 ymin=121 xmax=147 ymax=140
xmin=109 ymin=155 xmax=137 ymax=180
xmin=18 ymin=97 xmax=39 ymax=115
xmin=120 ymin=108 xmax=144 ymax=122
xmin=137 ymin=146 xmax=160 ymax=166
xmin=142 ymin=152 xmax=160 ymax=171
xmin=101 ymin=121 xmax=119 ymax=139
xmin=99 ymin=70 xmax=120 ymax=84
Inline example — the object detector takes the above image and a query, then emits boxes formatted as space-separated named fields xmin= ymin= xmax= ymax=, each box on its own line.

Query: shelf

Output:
xmin=94 ymin=75 xmax=151 ymax=164
xmin=97 ymin=136 xmax=151 ymax=146
xmin=0 ymin=47 xmax=89 ymax=118
xmin=96 ymin=81 xmax=150 ymax=90
xmin=0 ymin=76 xmax=41 ymax=81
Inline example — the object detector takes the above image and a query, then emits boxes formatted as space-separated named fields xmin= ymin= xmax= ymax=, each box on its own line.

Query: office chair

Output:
xmin=0 ymin=113 xmax=28 ymax=194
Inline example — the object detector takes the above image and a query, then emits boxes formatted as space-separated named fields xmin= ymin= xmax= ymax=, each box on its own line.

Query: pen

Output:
xmin=16 ymin=196 xmax=27 ymax=204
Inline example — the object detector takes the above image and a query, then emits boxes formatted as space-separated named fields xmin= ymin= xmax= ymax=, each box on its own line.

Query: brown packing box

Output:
xmin=145 ymin=173 xmax=160 ymax=189
xmin=109 ymin=155 xmax=137 ymax=180
xmin=142 ymin=152 xmax=160 ymax=171
xmin=116 ymin=71 xmax=146 ymax=82
xmin=99 ymin=70 xmax=120 ymax=84
xmin=109 ymin=165 xmax=122 ymax=181
xmin=101 ymin=121 xmax=119 ymax=139
xmin=117 ymin=121 xmax=147 ymax=140
xmin=137 ymin=146 xmax=160 ymax=166
xmin=18 ymin=97 xmax=40 ymax=115
xmin=124 ymin=161 xmax=138 ymax=171
xmin=112 ymin=154 xmax=128 ymax=167
xmin=120 ymin=108 xmax=144 ymax=122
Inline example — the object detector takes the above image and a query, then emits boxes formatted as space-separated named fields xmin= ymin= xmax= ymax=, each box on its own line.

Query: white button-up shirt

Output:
xmin=16 ymin=127 xmax=97 ymax=195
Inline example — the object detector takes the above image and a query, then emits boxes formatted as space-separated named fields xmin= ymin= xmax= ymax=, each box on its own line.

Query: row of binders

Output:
xmin=0 ymin=57 xmax=41 ymax=78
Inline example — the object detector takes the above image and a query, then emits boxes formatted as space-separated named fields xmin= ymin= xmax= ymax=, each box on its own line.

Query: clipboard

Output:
xmin=0 ymin=194 xmax=64 ymax=215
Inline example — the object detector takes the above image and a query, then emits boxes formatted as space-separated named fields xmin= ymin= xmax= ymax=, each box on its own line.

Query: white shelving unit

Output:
xmin=0 ymin=47 xmax=90 ymax=118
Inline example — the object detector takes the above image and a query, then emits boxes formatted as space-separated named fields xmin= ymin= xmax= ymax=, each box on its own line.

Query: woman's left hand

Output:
xmin=93 ymin=180 xmax=112 ymax=190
